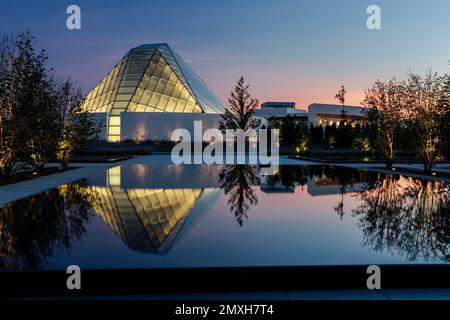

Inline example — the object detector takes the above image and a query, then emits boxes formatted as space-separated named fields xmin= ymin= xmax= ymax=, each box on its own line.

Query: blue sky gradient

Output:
xmin=1 ymin=0 xmax=450 ymax=109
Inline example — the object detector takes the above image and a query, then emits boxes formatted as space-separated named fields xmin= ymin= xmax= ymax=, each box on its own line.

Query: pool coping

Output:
xmin=1 ymin=264 xmax=449 ymax=299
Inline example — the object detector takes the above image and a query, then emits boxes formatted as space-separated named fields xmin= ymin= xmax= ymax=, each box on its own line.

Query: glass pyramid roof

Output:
xmin=81 ymin=43 xmax=227 ymax=115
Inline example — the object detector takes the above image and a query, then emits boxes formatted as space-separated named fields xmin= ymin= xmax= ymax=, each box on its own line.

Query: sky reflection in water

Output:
xmin=1 ymin=164 xmax=450 ymax=271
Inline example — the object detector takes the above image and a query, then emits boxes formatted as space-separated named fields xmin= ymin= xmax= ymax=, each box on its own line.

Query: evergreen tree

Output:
xmin=219 ymin=76 xmax=261 ymax=132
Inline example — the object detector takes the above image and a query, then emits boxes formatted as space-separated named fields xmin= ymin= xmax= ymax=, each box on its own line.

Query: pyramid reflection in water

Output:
xmin=86 ymin=165 xmax=223 ymax=253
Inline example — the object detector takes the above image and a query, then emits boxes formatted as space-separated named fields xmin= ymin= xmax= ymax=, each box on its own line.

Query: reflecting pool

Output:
xmin=1 ymin=164 xmax=450 ymax=270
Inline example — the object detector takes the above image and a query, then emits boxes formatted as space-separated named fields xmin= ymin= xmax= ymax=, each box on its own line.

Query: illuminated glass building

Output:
xmin=80 ymin=43 xmax=226 ymax=142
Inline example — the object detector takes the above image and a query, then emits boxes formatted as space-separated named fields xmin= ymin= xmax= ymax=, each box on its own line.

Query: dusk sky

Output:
xmin=1 ymin=0 xmax=450 ymax=110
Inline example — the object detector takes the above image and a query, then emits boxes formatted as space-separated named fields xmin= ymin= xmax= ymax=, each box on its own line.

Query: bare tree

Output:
xmin=335 ymin=85 xmax=346 ymax=124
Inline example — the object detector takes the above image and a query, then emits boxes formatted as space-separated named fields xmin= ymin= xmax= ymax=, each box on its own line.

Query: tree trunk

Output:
xmin=385 ymin=161 xmax=393 ymax=170
xmin=424 ymin=162 xmax=433 ymax=174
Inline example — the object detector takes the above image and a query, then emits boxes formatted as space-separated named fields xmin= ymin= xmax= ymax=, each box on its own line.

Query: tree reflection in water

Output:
xmin=353 ymin=174 xmax=450 ymax=262
xmin=0 ymin=182 xmax=97 ymax=270
xmin=219 ymin=165 xmax=260 ymax=226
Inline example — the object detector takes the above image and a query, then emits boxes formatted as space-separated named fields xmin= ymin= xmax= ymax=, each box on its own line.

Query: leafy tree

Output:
xmin=362 ymin=78 xmax=404 ymax=169
xmin=0 ymin=32 xmax=54 ymax=176
xmin=1 ymin=31 xmax=99 ymax=176
xmin=324 ymin=124 xmax=337 ymax=147
xmin=0 ymin=35 xmax=19 ymax=178
xmin=278 ymin=115 xmax=298 ymax=146
xmin=442 ymin=109 xmax=450 ymax=161
xmin=403 ymin=72 xmax=450 ymax=173
xmin=295 ymin=123 xmax=311 ymax=154
xmin=335 ymin=124 xmax=353 ymax=148
xmin=18 ymin=36 xmax=60 ymax=172
xmin=310 ymin=124 xmax=324 ymax=145
xmin=56 ymin=81 xmax=100 ymax=167
xmin=0 ymin=31 xmax=60 ymax=174
xmin=219 ymin=76 xmax=261 ymax=132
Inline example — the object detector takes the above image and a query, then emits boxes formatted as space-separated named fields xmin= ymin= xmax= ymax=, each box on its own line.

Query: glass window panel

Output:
xmin=113 ymin=79 xmax=121 ymax=90
xmin=98 ymin=94 xmax=106 ymax=107
xmin=113 ymin=101 xmax=129 ymax=108
xmin=121 ymin=80 xmax=140 ymax=87
xmin=151 ymin=52 xmax=160 ymax=62
xmin=128 ymin=102 xmax=138 ymax=112
xmin=163 ymin=81 xmax=175 ymax=96
xmin=112 ymin=67 xmax=119 ymax=79
xmin=104 ymin=80 xmax=112 ymax=93
xmin=108 ymin=135 xmax=120 ymax=143
xmin=184 ymin=102 xmax=194 ymax=113
xmin=128 ymin=54 xmax=151 ymax=61
xmin=110 ymin=109 xmax=125 ymax=115
xmin=188 ymin=96 xmax=196 ymax=104
xmin=127 ymin=60 xmax=148 ymax=67
xmin=125 ymin=67 xmax=146 ymax=74
xmin=91 ymin=87 xmax=98 ymax=99
xmin=149 ymin=93 xmax=161 ymax=107
xmin=193 ymin=104 xmax=202 ymax=113
xmin=139 ymin=74 xmax=151 ymax=88
xmin=110 ymin=88 xmax=118 ymax=101
xmin=136 ymin=104 xmax=146 ymax=112
xmin=132 ymin=88 xmax=144 ymax=103
xmin=155 ymin=79 xmax=167 ymax=93
xmin=116 ymin=94 xmax=133 ymax=101
xmin=166 ymin=97 xmax=177 ymax=112
xmin=171 ymin=82 xmax=183 ymax=99
xmin=153 ymin=63 xmax=165 ymax=78
xmin=175 ymin=100 xmax=186 ymax=112
xmin=109 ymin=116 xmax=120 ymax=126
xmin=157 ymin=95 xmax=169 ymax=110
xmin=108 ymin=126 xmax=120 ymax=135
xmin=145 ymin=106 xmax=156 ymax=112
xmin=140 ymin=90 xmax=152 ymax=105
xmin=97 ymin=82 xmax=105 ymax=95
xmin=146 ymin=76 xmax=158 ymax=92
xmin=180 ymin=88 xmax=190 ymax=101
xmin=122 ymin=74 xmax=142 ymax=81
xmin=169 ymin=72 xmax=178 ymax=83
xmin=118 ymin=87 xmax=135 ymax=94
xmin=160 ymin=65 xmax=172 ymax=80
xmin=146 ymin=61 xmax=157 ymax=76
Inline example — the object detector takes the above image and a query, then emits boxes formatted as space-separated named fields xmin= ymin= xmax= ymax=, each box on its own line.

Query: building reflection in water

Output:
xmin=85 ymin=165 xmax=223 ymax=253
